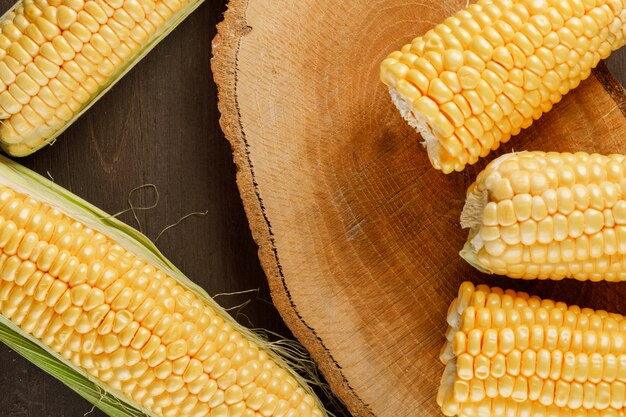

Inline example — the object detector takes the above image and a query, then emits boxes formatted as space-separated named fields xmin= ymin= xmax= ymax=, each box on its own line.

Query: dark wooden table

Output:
xmin=0 ymin=1 xmax=623 ymax=415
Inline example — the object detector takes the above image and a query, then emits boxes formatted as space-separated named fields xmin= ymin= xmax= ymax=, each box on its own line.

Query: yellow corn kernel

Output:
xmin=0 ymin=0 xmax=203 ymax=156
xmin=462 ymin=151 xmax=626 ymax=281
xmin=439 ymin=282 xmax=626 ymax=416
xmin=381 ymin=0 xmax=626 ymax=173
xmin=0 ymin=162 xmax=326 ymax=417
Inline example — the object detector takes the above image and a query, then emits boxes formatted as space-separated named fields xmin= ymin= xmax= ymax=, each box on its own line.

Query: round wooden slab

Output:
xmin=211 ymin=1 xmax=626 ymax=415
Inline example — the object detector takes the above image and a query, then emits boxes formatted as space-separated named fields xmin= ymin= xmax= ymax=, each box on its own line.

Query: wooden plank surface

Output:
xmin=0 ymin=0 xmax=622 ymax=415
xmin=0 ymin=1 xmax=293 ymax=415
xmin=608 ymin=50 xmax=626 ymax=87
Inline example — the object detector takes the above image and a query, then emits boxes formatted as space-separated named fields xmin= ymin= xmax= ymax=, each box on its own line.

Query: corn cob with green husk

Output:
xmin=439 ymin=281 xmax=626 ymax=416
xmin=0 ymin=155 xmax=326 ymax=417
xmin=380 ymin=0 xmax=626 ymax=173
xmin=0 ymin=0 xmax=203 ymax=157
xmin=461 ymin=151 xmax=626 ymax=282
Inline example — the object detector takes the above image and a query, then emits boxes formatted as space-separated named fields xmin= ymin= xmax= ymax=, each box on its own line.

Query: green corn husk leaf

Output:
xmin=1 ymin=0 xmax=206 ymax=157
xmin=0 ymin=155 xmax=329 ymax=417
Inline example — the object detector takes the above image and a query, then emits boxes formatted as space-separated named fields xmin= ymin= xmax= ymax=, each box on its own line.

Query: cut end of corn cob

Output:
xmin=459 ymin=152 xmax=517 ymax=275
xmin=439 ymin=281 xmax=626 ymax=416
xmin=0 ymin=0 xmax=204 ymax=156
xmin=380 ymin=0 xmax=626 ymax=173
xmin=388 ymin=84 xmax=444 ymax=169
xmin=0 ymin=155 xmax=326 ymax=417
xmin=461 ymin=151 xmax=626 ymax=282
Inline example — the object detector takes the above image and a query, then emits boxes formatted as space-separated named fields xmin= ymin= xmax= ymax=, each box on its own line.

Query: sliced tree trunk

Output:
xmin=211 ymin=1 xmax=626 ymax=415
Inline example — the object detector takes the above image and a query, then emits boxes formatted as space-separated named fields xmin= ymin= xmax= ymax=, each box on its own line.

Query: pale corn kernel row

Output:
xmin=438 ymin=282 xmax=626 ymax=416
xmin=380 ymin=0 xmax=626 ymax=173
xmin=0 ymin=0 xmax=191 ymax=157
xmin=460 ymin=151 xmax=626 ymax=281
xmin=452 ymin=398 xmax=626 ymax=417
xmin=0 ymin=184 xmax=323 ymax=417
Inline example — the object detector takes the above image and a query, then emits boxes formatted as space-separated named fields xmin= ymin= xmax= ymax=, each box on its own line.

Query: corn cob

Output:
xmin=439 ymin=281 xmax=626 ymax=416
xmin=0 ymin=0 xmax=202 ymax=157
xmin=460 ymin=151 xmax=626 ymax=282
xmin=0 ymin=155 xmax=326 ymax=417
xmin=380 ymin=0 xmax=626 ymax=173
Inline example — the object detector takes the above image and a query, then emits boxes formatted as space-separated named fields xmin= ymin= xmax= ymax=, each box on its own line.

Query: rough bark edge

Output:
xmin=210 ymin=1 xmax=372 ymax=416
xmin=209 ymin=1 xmax=626 ymax=415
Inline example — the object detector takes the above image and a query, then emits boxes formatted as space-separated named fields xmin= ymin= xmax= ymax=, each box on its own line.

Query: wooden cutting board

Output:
xmin=211 ymin=1 xmax=626 ymax=416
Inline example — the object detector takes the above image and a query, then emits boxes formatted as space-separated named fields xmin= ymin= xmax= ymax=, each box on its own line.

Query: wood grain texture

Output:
xmin=212 ymin=1 xmax=626 ymax=416
xmin=0 ymin=0 xmax=619 ymax=415
xmin=0 ymin=0 xmax=295 ymax=416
